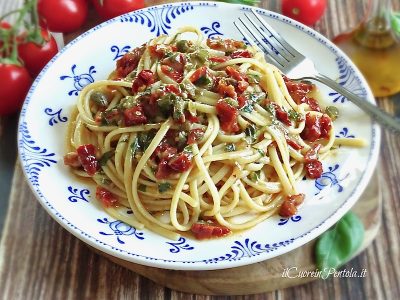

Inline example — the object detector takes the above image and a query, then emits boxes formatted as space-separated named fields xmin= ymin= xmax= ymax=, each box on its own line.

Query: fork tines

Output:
xmin=234 ymin=9 xmax=299 ymax=69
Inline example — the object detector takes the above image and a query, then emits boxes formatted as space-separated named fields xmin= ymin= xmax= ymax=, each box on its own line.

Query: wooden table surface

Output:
xmin=1 ymin=0 xmax=400 ymax=299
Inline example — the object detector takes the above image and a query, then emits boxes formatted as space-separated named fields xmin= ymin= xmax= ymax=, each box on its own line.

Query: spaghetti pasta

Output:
xmin=63 ymin=27 xmax=365 ymax=240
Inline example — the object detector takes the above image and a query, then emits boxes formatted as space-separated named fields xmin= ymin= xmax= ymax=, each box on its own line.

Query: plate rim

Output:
xmin=17 ymin=1 xmax=381 ymax=270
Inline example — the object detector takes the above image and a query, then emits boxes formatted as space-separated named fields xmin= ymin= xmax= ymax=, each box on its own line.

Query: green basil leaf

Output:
xmin=315 ymin=212 xmax=364 ymax=279
xmin=99 ymin=150 xmax=114 ymax=166
xmin=391 ymin=12 xmax=400 ymax=35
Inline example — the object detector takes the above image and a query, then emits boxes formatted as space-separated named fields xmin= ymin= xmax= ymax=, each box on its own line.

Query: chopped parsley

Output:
xmin=288 ymin=109 xmax=301 ymax=122
xmin=244 ymin=124 xmax=257 ymax=144
xmin=225 ymin=143 xmax=236 ymax=152
xmin=250 ymin=170 xmax=261 ymax=182
xmin=255 ymin=148 xmax=265 ymax=156
xmin=99 ymin=150 xmax=114 ymax=166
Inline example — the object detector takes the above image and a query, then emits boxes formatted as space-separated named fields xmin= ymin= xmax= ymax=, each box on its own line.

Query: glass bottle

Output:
xmin=333 ymin=0 xmax=400 ymax=97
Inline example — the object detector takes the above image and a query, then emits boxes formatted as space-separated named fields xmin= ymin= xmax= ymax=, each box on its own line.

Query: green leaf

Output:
xmin=391 ymin=12 xmax=400 ymax=35
xmin=315 ymin=212 xmax=364 ymax=279
xmin=225 ymin=143 xmax=236 ymax=152
xmin=99 ymin=150 xmax=114 ymax=166
xmin=244 ymin=124 xmax=257 ymax=144
xmin=288 ymin=109 xmax=301 ymax=122
xmin=130 ymin=138 xmax=139 ymax=156
xmin=138 ymin=184 xmax=147 ymax=192
xmin=158 ymin=182 xmax=171 ymax=193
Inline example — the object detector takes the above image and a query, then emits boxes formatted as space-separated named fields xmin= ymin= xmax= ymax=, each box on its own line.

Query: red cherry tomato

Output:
xmin=18 ymin=29 xmax=58 ymax=77
xmin=281 ymin=0 xmax=327 ymax=26
xmin=0 ymin=64 xmax=32 ymax=115
xmin=76 ymin=144 xmax=99 ymax=176
xmin=0 ymin=21 xmax=11 ymax=29
xmin=38 ymin=0 xmax=88 ymax=33
xmin=92 ymin=0 xmax=145 ymax=20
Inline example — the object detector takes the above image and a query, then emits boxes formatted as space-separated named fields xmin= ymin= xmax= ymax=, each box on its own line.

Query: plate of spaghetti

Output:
xmin=18 ymin=1 xmax=380 ymax=270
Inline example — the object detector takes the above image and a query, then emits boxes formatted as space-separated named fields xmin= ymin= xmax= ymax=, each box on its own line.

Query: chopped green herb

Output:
xmin=240 ymin=92 xmax=265 ymax=113
xmin=158 ymin=182 xmax=171 ymax=193
xmin=100 ymin=109 xmax=120 ymax=126
xmin=173 ymin=97 xmax=186 ymax=121
xmin=130 ymin=138 xmax=140 ymax=156
xmin=138 ymin=184 xmax=147 ymax=192
xmin=250 ymin=170 xmax=261 ymax=182
xmin=180 ymin=79 xmax=196 ymax=98
xmin=245 ymin=124 xmax=257 ymax=144
xmin=288 ymin=109 xmax=301 ymax=122
xmin=193 ymin=72 xmax=214 ymax=89
xmin=224 ymin=97 xmax=239 ymax=108
xmin=90 ymin=91 xmax=108 ymax=106
xmin=176 ymin=40 xmax=190 ymax=53
xmin=177 ymin=131 xmax=188 ymax=149
xmin=325 ymin=106 xmax=339 ymax=121
xmin=101 ymin=177 xmax=112 ymax=185
xmin=247 ymin=73 xmax=261 ymax=84
xmin=240 ymin=102 xmax=253 ymax=113
xmin=183 ymin=145 xmax=193 ymax=154
xmin=255 ymin=148 xmax=265 ymax=156
xmin=249 ymin=92 xmax=266 ymax=103
xmin=138 ymin=131 xmax=155 ymax=152
xmin=195 ymin=49 xmax=209 ymax=64
xmin=99 ymin=150 xmax=114 ymax=166
xmin=119 ymin=96 xmax=137 ymax=110
xmin=264 ymin=103 xmax=276 ymax=116
xmin=158 ymin=94 xmax=174 ymax=116
xmin=225 ymin=143 xmax=236 ymax=152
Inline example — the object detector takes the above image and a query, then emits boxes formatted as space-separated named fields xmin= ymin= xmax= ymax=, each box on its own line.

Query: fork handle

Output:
xmin=308 ymin=73 xmax=400 ymax=133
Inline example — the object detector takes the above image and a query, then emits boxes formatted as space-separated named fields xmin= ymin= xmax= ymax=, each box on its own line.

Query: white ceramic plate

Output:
xmin=18 ymin=1 xmax=380 ymax=270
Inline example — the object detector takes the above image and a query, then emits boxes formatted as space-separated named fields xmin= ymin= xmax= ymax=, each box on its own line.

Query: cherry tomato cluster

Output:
xmin=1 ymin=0 xmax=146 ymax=116
xmin=0 ymin=0 xmax=60 ymax=115
xmin=37 ymin=0 xmax=146 ymax=34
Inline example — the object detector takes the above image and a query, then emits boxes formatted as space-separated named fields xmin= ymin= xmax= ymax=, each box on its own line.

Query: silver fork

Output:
xmin=234 ymin=9 xmax=400 ymax=133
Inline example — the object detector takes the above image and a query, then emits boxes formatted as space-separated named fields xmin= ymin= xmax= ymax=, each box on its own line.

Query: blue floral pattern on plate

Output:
xmin=336 ymin=127 xmax=356 ymax=138
xmin=315 ymin=164 xmax=349 ymax=195
xmin=67 ymin=186 xmax=90 ymax=203
xmin=111 ymin=45 xmax=131 ymax=61
xmin=60 ymin=64 xmax=97 ymax=96
xmin=19 ymin=122 xmax=57 ymax=186
xmin=204 ymin=238 xmax=294 ymax=264
xmin=120 ymin=4 xmax=196 ymax=36
xmin=329 ymin=57 xmax=367 ymax=103
xmin=44 ymin=108 xmax=68 ymax=126
xmin=200 ymin=21 xmax=223 ymax=38
xmin=166 ymin=237 xmax=194 ymax=253
xmin=98 ymin=218 xmax=144 ymax=244
xmin=278 ymin=215 xmax=302 ymax=226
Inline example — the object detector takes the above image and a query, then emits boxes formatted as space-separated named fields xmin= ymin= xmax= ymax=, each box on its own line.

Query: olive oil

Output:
xmin=333 ymin=0 xmax=400 ymax=97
